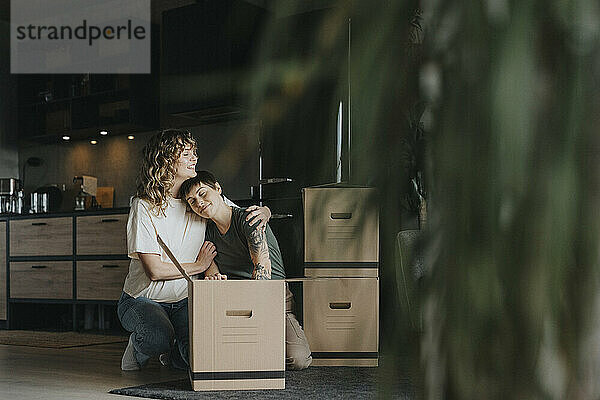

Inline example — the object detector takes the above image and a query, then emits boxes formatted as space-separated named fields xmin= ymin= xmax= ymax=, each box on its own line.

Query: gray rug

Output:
xmin=109 ymin=367 xmax=414 ymax=399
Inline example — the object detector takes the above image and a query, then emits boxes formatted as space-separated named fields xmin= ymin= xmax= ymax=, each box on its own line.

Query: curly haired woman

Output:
xmin=117 ymin=129 xmax=271 ymax=371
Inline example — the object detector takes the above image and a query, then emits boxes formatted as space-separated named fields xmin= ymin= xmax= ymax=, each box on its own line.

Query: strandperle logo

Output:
xmin=15 ymin=19 xmax=147 ymax=47
xmin=11 ymin=0 xmax=150 ymax=73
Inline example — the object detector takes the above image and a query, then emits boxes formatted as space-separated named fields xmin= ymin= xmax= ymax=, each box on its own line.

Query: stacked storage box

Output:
xmin=302 ymin=185 xmax=379 ymax=367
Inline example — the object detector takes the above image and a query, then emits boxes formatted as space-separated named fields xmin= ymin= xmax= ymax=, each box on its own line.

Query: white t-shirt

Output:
xmin=123 ymin=197 xmax=207 ymax=303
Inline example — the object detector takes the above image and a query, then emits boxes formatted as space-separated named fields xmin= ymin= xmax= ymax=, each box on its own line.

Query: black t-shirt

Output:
xmin=205 ymin=207 xmax=286 ymax=280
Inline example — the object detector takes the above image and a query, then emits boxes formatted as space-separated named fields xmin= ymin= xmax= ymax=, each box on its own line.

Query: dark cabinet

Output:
xmin=260 ymin=8 xmax=350 ymax=194
xmin=17 ymin=73 xmax=158 ymax=143
xmin=16 ymin=24 xmax=159 ymax=143
xmin=257 ymin=8 xmax=351 ymax=277
xmin=161 ymin=0 xmax=266 ymax=123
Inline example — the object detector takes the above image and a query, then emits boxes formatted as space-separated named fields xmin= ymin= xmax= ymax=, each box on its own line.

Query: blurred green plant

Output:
xmin=401 ymin=100 xmax=428 ymax=227
xmin=246 ymin=0 xmax=600 ymax=398
xmin=421 ymin=0 xmax=600 ymax=398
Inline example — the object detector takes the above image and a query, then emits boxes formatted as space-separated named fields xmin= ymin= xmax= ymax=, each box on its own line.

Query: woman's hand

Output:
xmin=245 ymin=205 xmax=271 ymax=231
xmin=204 ymin=272 xmax=227 ymax=280
xmin=195 ymin=241 xmax=217 ymax=272
xmin=204 ymin=260 xmax=227 ymax=280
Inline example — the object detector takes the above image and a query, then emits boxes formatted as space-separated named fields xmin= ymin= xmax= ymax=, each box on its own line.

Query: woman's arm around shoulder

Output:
xmin=245 ymin=205 xmax=271 ymax=231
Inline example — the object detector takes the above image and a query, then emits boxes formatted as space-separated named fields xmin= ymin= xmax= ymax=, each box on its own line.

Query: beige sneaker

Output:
xmin=121 ymin=333 xmax=140 ymax=371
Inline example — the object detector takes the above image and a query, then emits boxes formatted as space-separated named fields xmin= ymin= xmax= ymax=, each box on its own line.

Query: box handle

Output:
xmin=102 ymin=264 xmax=119 ymax=269
xmin=330 ymin=213 xmax=352 ymax=220
xmin=329 ymin=302 xmax=351 ymax=309
xmin=101 ymin=218 xmax=119 ymax=223
xmin=31 ymin=222 xmax=47 ymax=226
xmin=226 ymin=310 xmax=253 ymax=318
xmin=31 ymin=265 xmax=47 ymax=269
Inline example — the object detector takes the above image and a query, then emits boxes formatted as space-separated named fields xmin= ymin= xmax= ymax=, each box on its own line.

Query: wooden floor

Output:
xmin=0 ymin=341 xmax=185 ymax=400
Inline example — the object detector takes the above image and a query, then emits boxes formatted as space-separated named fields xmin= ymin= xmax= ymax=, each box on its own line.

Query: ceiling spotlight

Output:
xmin=62 ymin=135 xmax=70 ymax=141
xmin=100 ymin=130 xmax=108 ymax=136
xmin=127 ymin=135 xmax=135 ymax=140
xmin=90 ymin=140 xmax=98 ymax=145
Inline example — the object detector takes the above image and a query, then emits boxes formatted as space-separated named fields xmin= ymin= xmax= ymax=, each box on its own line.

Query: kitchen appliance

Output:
xmin=0 ymin=178 xmax=20 ymax=195
xmin=32 ymin=185 xmax=63 ymax=212
xmin=30 ymin=192 xmax=48 ymax=213
xmin=73 ymin=175 xmax=98 ymax=211
xmin=0 ymin=178 xmax=24 ymax=214
xmin=74 ymin=196 xmax=85 ymax=211
xmin=0 ymin=196 xmax=11 ymax=214
xmin=14 ymin=190 xmax=24 ymax=214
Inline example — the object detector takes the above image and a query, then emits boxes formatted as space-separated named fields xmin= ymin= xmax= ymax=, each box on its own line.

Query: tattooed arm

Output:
xmin=247 ymin=227 xmax=272 ymax=280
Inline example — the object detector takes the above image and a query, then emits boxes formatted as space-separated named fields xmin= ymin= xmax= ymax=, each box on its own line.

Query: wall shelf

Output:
xmin=17 ymin=74 xmax=158 ymax=143
xmin=16 ymin=24 xmax=160 ymax=143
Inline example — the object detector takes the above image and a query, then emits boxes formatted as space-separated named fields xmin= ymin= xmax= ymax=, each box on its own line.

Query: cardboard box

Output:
xmin=303 ymin=277 xmax=379 ymax=367
xmin=155 ymin=230 xmax=285 ymax=391
xmin=188 ymin=280 xmax=286 ymax=391
xmin=303 ymin=186 xmax=379 ymax=268
xmin=304 ymin=266 xmax=378 ymax=278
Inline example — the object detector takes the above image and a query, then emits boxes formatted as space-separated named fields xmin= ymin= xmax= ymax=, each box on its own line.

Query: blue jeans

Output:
xmin=117 ymin=292 xmax=189 ymax=369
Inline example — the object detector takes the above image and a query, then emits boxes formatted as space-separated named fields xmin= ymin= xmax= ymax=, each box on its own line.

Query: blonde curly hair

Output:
xmin=136 ymin=129 xmax=196 ymax=215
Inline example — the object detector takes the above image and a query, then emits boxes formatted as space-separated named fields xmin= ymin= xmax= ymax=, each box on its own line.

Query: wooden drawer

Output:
xmin=76 ymin=214 xmax=127 ymax=255
xmin=10 ymin=217 xmax=72 ymax=257
xmin=10 ymin=261 xmax=73 ymax=299
xmin=76 ymin=260 xmax=128 ymax=300
xmin=0 ymin=222 xmax=6 ymax=320
xmin=303 ymin=278 xmax=379 ymax=353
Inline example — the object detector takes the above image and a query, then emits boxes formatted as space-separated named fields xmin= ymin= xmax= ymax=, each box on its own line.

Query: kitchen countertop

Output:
xmin=0 ymin=207 xmax=130 ymax=221
xmin=0 ymin=198 xmax=262 ymax=221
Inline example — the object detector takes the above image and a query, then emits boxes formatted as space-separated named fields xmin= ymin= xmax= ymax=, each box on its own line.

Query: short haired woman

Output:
xmin=179 ymin=170 xmax=312 ymax=370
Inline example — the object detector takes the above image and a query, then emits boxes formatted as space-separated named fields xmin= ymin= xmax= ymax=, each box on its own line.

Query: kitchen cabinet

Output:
xmin=0 ymin=222 xmax=5 ymax=320
xmin=10 ymin=261 xmax=73 ymax=300
xmin=4 ymin=210 xmax=130 ymax=330
xmin=76 ymin=214 xmax=127 ymax=255
xmin=10 ymin=217 xmax=72 ymax=257
xmin=76 ymin=260 xmax=129 ymax=301
xmin=260 ymin=8 xmax=349 ymax=193
xmin=257 ymin=8 xmax=350 ymax=277
xmin=161 ymin=0 xmax=266 ymax=124
xmin=17 ymin=56 xmax=159 ymax=143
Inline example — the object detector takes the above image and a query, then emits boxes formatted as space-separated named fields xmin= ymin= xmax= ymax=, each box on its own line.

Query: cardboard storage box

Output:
xmin=303 ymin=277 xmax=379 ymax=366
xmin=188 ymin=280 xmax=286 ymax=391
xmin=303 ymin=186 xmax=379 ymax=276
xmin=304 ymin=266 xmax=378 ymax=278
xmin=156 ymin=235 xmax=286 ymax=391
